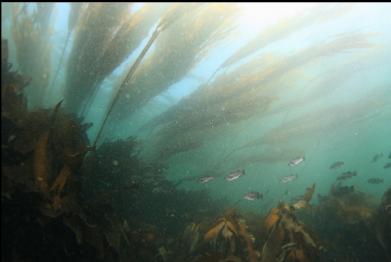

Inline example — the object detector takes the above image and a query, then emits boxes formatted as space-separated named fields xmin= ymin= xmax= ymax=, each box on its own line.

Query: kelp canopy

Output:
xmin=64 ymin=3 xmax=169 ymax=114
xmin=141 ymin=31 xmax=375 ymax=161
xmin=109 ymin=3 xmax=239 ymax=121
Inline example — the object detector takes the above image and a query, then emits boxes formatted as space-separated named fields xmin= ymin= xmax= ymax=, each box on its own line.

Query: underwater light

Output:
xmin=238 ymin=3 xmax=318 ymax=26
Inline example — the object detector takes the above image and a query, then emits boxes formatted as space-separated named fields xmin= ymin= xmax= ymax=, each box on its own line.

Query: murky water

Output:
xmin=2 ymin=3 xmax=391 ymax=261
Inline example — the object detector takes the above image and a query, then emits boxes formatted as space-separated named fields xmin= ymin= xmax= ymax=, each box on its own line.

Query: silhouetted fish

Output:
xmin=329 ymin=161 xmax=344 ymax=169
xmin=384 ymin=162 xmax=391 ymax=169
xmin=371 ymin=153 xmax=383 ymax=162
xmin=367 ymin=178 xmax=384 ymax=184
xmin=337 ymin=171 xmax=357 ymax=180
xmin=225 ymin=170 xmax=245 ymax=182
xmin=288 ymin=156 xmax=305 ymax=167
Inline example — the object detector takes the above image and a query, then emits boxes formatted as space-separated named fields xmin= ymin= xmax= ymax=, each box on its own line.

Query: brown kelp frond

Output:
xmin=237 ymin=219 xmax=257 ymax=262
xmin=77 ymin=3 xmax=171 ymax=116
xmin=92 ymin=4 xmax=180 ymax=147
xmin=148 ymin=30 xmax=374 ymax=132
xmin=261 ymin=89 xmax=387 ymax=146
xmin=141 ymin=31 xmax=375 ymax=161
xmin=93 ymin=4 xmax=169 ymax=91
xmin=110 ymin=3 xmax=239 ymax=121
xmin=64 ymin=3 xmax=132 ymax=113
xmin=11 ymin=3 xmax=54 ymax=108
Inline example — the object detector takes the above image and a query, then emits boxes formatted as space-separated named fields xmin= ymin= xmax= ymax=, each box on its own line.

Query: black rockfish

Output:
xmin=337 ymin=171 xmax=357 ymax=180
xmin=329 ymin=161 xmax=344 ymax=169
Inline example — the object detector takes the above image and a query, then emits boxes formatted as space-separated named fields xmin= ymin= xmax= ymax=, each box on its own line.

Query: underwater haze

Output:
xmin=2 ymin=2 xmax=391 ymax=262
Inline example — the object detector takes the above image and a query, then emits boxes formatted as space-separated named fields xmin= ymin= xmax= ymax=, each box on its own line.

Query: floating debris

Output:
xmin=288 ymin=156 xmax=305 ymax=166
xmin=368 ymin=178 xmax=384 ymax=184
xmin=329 ymin=161 xmax=344 ymax=169
xmin=280 ymin=174 xmax=298 ymax=183
xmin=225 ymin=169 xmax=245 ymax=182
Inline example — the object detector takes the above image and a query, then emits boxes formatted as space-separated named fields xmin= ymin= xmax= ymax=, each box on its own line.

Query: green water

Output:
xmin=2 ymin=3 xmax=391 ymax=261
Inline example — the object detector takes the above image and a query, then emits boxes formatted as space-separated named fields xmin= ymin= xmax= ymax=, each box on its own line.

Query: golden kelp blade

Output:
xmin=33 ymin=100 xmax=63 ymax=193
xmin=264 ymin=207 xmax=281 ymax=230
xmin=33 ymin=131 xmax=50 ymax=192
xmin=204 ymin=220 xmax=225 ymax=242
xmin=50 ymin=165 xmax=72 ymax=195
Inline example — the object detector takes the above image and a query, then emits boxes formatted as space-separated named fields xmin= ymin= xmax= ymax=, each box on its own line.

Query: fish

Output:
xmin=384 ymin=162 xmax=391 ymax=169
xmin=198 ymin=176 xmax=215 ymax=184
xmin=371 ymin=153 xmax=383 ymax=162
xmin=367 ymin=178 xmax=384 ymax=184
xmin=243 ymin=191 xmax=263 ymax=201
xmin=225 ymin=169 xmax=245 ymax=182
xmin=389 ymin=152 xmax=391 ymax=159
xmin=329 ymin=161 xmax=344 ymax=169
xmin=288 ymin=156 xmax=305 ymax=167
xmin=337 ymin=171 xmax=357 ymax=180
xmin=280 ymin=174 xmax=298 ymax=183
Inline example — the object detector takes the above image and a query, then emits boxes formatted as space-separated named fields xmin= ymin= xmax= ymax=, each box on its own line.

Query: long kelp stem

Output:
xmin=92 ymin=25 xmax=162 ymax=147
xmin=92 ymin=4 xmax=197 ymax=147
xmin=48 ymin=31 xmax=71 ymax=93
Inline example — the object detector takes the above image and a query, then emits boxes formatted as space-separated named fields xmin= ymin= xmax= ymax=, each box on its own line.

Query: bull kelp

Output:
xmin=2 ymin=3 xmax=391 ymax=262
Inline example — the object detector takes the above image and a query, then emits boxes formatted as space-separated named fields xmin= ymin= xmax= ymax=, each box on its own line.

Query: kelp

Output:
xmin=1 ymin=55 xmax=114 ymax=261
xmin=237 ymin=219 xmax=257 ymax=262
xmin=33 ymin=100 xmax=63 ymax=193
xmin=109 ymin=3 xmax=239 ymax=122
xmin=49 ymin=3 xmax=85 ymax=96
xmin=11 ymin=3 xmax=54 ymax=108
xmin=261 ymin=89 xmax=388 ymax=147
xmin=216 ymin=3 xmax=353 ymax=72
xmin=79 ymin=3 xmax=171 ymax=116
xmin=260 ymin=203 xmax=320 ymax=262
xmin=92 ymin=3 xmax=222 ymax=145
xmin=1 ymin=39 xmax=29 ymax=120
xmin=267 ymin=46 xmax=385 ymax=118
xmin=201 ymin=209 xmax=257 ymax=261
xmin=142 ymin=32 xmax=375 ymax=161
xmin=303 ymin=184 xmax=389 ymax=261
xmin=3 ymin=40 xmax=231 ymax=261
xmin=291 ymin=183 xmax=316 ymax=210
xmin=64 ymin=3 xmax=132 ymax=114
xmin=374 ymin=187 xmax=391 ymax=261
